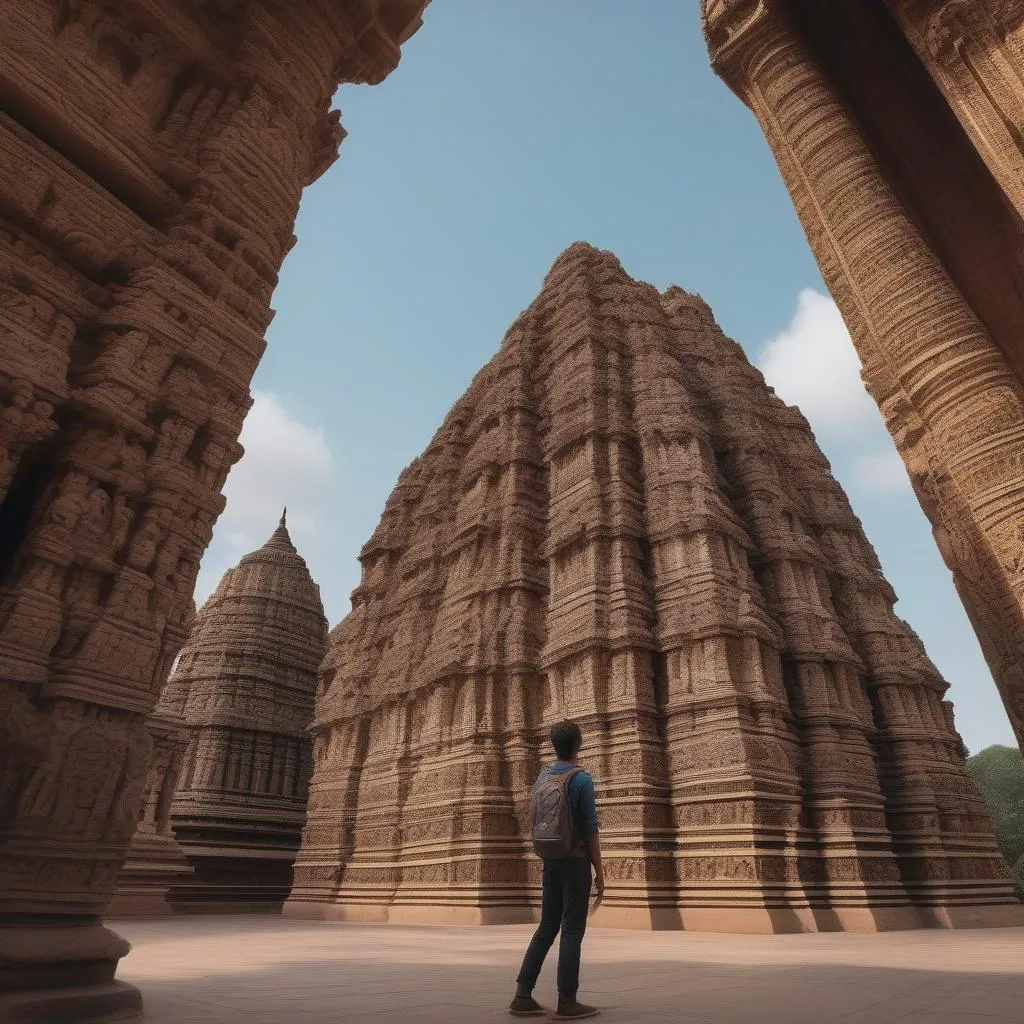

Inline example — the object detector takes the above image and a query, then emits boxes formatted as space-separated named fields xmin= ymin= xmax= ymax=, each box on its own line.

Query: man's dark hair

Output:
xmin=550 ymin=720 xmax=583 ymax=760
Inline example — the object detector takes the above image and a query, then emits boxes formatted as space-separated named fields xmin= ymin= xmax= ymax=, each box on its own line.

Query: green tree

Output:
xmin=966 ymin=745 xmax=1024 ymax=893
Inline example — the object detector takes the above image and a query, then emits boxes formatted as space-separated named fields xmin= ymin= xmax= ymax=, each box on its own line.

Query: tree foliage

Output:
xmin=966 ymin=744 xmax=1024 ymax=891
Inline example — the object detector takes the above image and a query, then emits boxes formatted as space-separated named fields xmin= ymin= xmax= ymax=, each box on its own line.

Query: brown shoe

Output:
xmin=551 ymin=999 xmax=600 ymax=1020
xmin=509 ymin=994 xmax=548 ymax=1016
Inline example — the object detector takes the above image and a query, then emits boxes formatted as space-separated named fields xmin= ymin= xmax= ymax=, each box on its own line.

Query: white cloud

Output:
xmin=757 ymin=289 xmax=909 ymax=493
xmin=758 ymin=288 xmax=879 ymax=437
xmin=193 ymin=390 xmax=334 ymax=604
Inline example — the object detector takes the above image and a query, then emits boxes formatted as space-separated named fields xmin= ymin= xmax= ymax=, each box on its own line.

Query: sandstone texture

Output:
xmin=0 ymin=1 xmax=426 ymax=1018
xmin=702 ymin=0 xmax=1024 ymax=750
xmin=108 ymin=703 xmax=195 ymax=917
xmin=286 ymin=244 xmax=1022 ymax=933
xmin=159 ymin=514 xmax=327 ymax=912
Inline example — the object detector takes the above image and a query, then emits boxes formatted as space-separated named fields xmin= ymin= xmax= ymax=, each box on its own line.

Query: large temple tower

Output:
xmin=286 ymin=244 xmax=1021 ymax=933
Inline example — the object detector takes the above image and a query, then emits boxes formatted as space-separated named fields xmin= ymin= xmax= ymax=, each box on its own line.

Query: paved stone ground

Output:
xmin=112 ymin=916 xmax=1024 ymax=1024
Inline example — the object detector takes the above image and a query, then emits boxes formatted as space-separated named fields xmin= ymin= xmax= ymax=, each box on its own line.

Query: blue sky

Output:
xmin=196 ymin=2 xmax=1016 ymax=753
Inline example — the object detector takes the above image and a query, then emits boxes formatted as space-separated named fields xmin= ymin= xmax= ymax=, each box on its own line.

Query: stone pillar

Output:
xmin=889 ymin=0 xmax=1024 ymax=219
xmin=0 ymin=2 xmax=428 ymax=1020
xmin=702 ymin=0 xmax=1024 ymax=747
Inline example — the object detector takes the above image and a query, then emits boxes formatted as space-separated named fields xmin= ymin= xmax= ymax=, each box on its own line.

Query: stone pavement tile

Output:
xmin=113 ymin=917 xmax=1024 ymax=1024
xmin=931 ymin=995 xmax=1024 ymax=1020
xmin=612 ymin=967 xmax=966 ymax=1024
xmin=342 ymin=1003 xmax=515 ymax=1024
xmin=584 ymin=1006 xmax=721 ymax=1024
xmin=821 ymin=979 xmax=990 ymax=1024
xmin=139 ymin=995 xmax=255 ymax=1024
xmin=607 ymin=997 xmax=749 ymax=1023
xmin=933 ymin=973 xmax=1024 ymax=1016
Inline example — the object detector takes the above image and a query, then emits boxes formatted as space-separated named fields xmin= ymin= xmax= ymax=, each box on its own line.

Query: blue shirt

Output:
xmin=543 ymin=761 xmax=599 ymax=839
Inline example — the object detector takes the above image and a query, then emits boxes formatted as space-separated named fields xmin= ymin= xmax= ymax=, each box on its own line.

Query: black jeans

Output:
xmin=516 ymin=855 xmax=592 ymax=1000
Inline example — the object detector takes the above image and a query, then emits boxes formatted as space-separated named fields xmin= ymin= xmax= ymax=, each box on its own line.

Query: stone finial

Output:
xmin=264 ymin=508 xmax=297 ymax=554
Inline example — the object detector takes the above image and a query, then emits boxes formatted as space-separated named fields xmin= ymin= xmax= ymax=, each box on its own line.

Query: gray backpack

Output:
xmin=530 ymin=766 xmax=584 ymax=859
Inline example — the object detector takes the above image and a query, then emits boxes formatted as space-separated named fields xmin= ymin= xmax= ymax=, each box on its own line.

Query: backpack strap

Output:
xmin=546 ymin=765 xmax=584 ymax=788
xmin=557 ymin=766 xmax=586 ymax=801
xmin=536 ymin=765 xmax=585 ymax=795
xmin=561 ymin=767 xmax=585 ymax=844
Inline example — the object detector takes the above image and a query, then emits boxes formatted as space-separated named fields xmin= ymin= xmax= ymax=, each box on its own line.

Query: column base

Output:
xmin=0 ymin=920 xmax=139 ymax=1022
xmin=0 ymin=981 xmax=141 ymax=1023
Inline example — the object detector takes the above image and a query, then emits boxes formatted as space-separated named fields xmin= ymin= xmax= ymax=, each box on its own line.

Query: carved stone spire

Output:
xmin=165 ymin=514 xmax=328 ymax=911
xmin=286 ymin=244 xmax=1020 ymax=933
xmin=265 ymin=506 xmax=297 ymax=553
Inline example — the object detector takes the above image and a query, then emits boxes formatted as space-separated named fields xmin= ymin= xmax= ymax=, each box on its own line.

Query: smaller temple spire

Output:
xmin=264 ymin=508 xmax=296 ymax=553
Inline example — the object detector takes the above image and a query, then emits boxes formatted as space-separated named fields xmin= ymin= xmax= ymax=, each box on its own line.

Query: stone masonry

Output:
xmin=160 ymin=513 xmax=327 ymax=912
xmin=702 ymin=0 xmax=1024 ymax=749
xmin=285 ymin=244 xmax=1023 ymax=934
xmin=107 ymin=699 xmax=195 ymax=917
xmin=0 ymin=3 xmax=427 ymax=1020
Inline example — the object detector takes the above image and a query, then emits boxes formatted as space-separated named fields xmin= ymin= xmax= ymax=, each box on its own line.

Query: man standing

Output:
xmin=509 ymin=720 xmax=603 ymax=1020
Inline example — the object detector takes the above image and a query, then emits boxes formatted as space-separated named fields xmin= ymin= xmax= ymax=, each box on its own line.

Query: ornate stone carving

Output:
xmin=109 ymin=706 xmax=195 ymax=917
xmin=704 ymin=0 xmax=1024 ymax=755
xmin=165 ymin=513 xmax=327 ymax=912
xmin=0 ymin=1 xmax=427 ymax=1018
xmin=701 ymin=0 xmax=786 ymax=82
xmin=286 ymin=245 xmax=1020 ymax=933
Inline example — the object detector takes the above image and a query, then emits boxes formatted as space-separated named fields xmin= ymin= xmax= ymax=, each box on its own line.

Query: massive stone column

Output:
xmin=0 ymin=3 xmax=427 ymax=1020
xmin=701 ymin=0 xmax=1024 ymax=748
xmin=162 ymin=513 xmax=327 ymax=912
xmin=287 ymin=242 xmax=1021 ymax=932
xmin=890 ymin=0 xmax=1024 ymax=219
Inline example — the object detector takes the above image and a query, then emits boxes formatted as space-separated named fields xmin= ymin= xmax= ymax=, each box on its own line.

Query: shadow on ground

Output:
xmin=112 ymin=916 xmax=1024 ymax=1024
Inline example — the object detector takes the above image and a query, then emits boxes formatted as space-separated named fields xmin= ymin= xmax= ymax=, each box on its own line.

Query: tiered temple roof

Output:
xmin=285 ymin=243 xmax=1020 ymax=932
xmin=161 ymin=512 xmax=327 ymax=911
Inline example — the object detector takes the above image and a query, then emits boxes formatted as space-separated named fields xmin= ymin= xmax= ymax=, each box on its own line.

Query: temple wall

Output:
xmin=107 ymin=706 xmax=194 ymax=916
